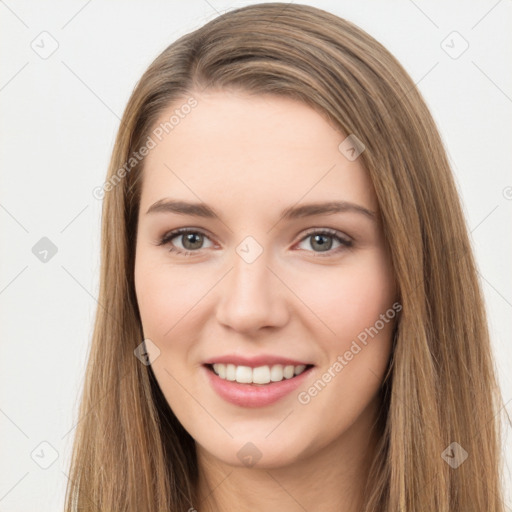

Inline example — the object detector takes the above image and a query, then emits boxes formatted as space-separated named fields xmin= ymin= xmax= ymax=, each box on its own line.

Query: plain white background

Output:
xmin=0 ymin=1 xmax=511 ymax=510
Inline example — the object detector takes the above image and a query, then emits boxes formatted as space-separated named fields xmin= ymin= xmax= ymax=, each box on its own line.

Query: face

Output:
xmin=134 ymin=90 xmax=397 ymax=469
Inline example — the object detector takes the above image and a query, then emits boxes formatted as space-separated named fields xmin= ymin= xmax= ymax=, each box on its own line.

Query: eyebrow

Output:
xmin=146 ymin=198 xmax=377 ymax=222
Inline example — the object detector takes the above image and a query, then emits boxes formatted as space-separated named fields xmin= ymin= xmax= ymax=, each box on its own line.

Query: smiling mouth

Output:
xmin=205 ymin=363 xmax=314 ymax=385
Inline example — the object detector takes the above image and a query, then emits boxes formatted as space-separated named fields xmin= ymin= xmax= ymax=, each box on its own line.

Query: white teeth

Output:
xmin=283 ymin=365 xmax=295 ymax=379
xmin=294 ymin=364 xmax=306 ymax=375
xmin=235 ymin=365 xmax=252 ymax=383
xmin=211 ymin=363 xmax=309 ymax=384
xmin=213 ymin=363 xmax=226 ymax=379
xmin=270 ymin=364 xmax=283 ymax=382
xmin=226 ymin=363 xmax=236 ymax=381
xmin=252 ymin=366 xmax=271 ymax=384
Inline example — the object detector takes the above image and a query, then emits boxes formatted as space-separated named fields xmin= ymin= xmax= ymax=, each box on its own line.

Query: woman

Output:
xmin=65 ymin=3 xmax=507 ymax=511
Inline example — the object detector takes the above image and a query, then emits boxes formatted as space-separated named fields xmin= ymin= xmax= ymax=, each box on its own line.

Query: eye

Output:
xmin=157 ymin=227 xmax=352 ymax=257
xmin=296 ymin=228 xmax=352 ymax=256
xmin=157 ymin=228 xmax=214 ymax=255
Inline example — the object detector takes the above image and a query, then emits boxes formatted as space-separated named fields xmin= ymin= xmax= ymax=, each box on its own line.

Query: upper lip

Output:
xmin=203 ymin=355 xmax=314 ymax=368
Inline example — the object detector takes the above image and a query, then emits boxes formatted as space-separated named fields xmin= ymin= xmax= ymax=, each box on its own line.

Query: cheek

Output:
xmin=291 ymin=251 xmax=396 ymax=423
xmin=291 ymin=250 xmax=396 ymax=344
xmin=134 ymin=256 xmax=205 ymax=412
xmin=134 ymin=255 xmax=212 ymax=341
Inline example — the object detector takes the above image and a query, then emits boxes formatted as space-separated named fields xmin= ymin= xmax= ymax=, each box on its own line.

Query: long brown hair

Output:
xmin=64 ymin=3 xmax=508 ymax=510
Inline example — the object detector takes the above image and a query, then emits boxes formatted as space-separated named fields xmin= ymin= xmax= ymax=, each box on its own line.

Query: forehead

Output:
xmin=139 ymin=90 xmax=377 ymax=217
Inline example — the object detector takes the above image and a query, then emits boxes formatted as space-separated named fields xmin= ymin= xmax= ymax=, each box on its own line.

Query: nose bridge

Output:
xmin=215 ymin=237 xmax=288 ymax=332
xmin=231 ymin=246 xmax=272 ymax=301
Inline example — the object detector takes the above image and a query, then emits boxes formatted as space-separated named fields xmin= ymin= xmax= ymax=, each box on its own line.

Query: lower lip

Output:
xmin=203 ymin=365 xmax=314 ymax=408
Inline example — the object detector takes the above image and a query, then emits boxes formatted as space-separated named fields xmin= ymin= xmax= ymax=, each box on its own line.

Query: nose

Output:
xmin=215 ymin=248 xmax=290 ymax=335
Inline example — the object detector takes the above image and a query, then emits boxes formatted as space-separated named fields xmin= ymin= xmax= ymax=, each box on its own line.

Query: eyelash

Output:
xmin=157 ymin=227 xmax=353 ymax=257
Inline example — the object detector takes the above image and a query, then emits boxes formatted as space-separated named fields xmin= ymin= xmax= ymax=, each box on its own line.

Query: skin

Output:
xmin=134 ymin=90 xmax=397 ymax=512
